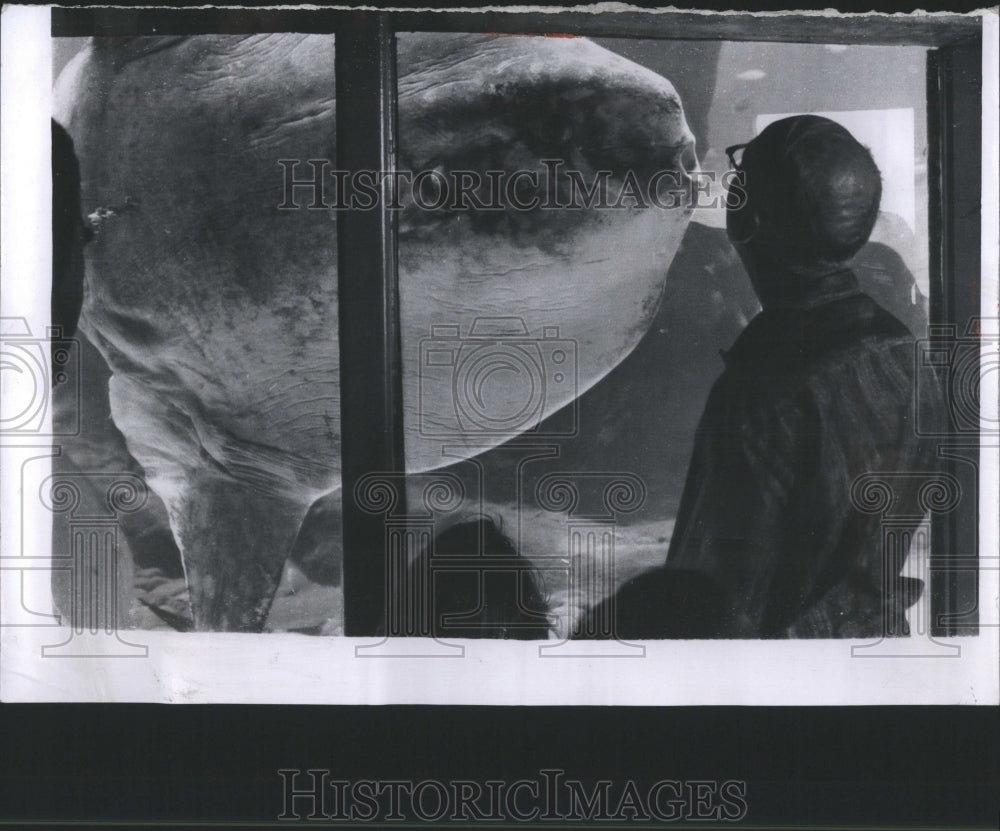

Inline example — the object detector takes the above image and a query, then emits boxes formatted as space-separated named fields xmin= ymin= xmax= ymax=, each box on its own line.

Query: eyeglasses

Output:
xmin=725 ymin=143 xmax=748 ymax=170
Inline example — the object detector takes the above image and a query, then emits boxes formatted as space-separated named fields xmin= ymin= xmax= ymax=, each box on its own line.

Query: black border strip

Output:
xmin=52 ymin=6 xmax=981 ymax=45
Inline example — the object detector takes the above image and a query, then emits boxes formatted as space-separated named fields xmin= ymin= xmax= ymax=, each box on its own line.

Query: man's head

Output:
xmin=52 ymin=120 xmax=90 ymax=339
xmin=726 ymin=115 xmax=882 ymax=300
xmin=410 ymin=516 xmax=551 ymax=639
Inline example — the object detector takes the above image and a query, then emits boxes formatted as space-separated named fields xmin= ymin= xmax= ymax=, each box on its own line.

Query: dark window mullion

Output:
xmin=927 ymin=39 xmax=983 ymax=636
xmin=336 ymin=12 xmax=405 ymax=636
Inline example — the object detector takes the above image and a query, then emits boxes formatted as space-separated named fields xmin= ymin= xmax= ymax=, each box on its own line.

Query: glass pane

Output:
xmin=50 ymin=34 xmax=343 ymax=635
xmin=395 ymin=34 xmax=932 ymax=640
xmin=687 ymin=40 xmax=930 ymax=314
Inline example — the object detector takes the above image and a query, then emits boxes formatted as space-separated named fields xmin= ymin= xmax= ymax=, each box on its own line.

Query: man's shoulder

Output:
xmin=724 ymin=292 xmax=914 ymax=375
xmin=708 ymin=292 xmax=919 ymax=432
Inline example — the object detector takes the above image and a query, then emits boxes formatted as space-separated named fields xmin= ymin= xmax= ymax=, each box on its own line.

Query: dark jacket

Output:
xmin=583 ymin=269 xmax=945 ymax=639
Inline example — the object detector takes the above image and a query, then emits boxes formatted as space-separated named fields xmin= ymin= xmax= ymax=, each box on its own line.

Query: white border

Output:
xmin=1 ymin=4 xmax=997 ymax=705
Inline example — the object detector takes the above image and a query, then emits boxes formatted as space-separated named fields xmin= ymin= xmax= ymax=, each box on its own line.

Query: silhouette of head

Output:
xmin=410 ymin=517 xmax=550 ymax=639
xmin=52 ymin=120 xmax=91 ymax=339
xmin=727 ymin=115 xmax=882 ymax=301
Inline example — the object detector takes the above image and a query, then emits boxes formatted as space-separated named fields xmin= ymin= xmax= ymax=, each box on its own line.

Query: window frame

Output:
xmin=51 ymin=7 xmax=986 ymax=638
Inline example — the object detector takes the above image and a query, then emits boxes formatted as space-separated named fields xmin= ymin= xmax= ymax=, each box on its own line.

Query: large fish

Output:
xmin=53 ymin=33 xmax=699 ymax=630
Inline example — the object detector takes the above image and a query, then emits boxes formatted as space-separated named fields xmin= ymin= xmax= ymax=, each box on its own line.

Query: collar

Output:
xmin=719 ymin=273 xmax=903 ymax=371
xmin=757 ymin=268 xmax=861 ymax=311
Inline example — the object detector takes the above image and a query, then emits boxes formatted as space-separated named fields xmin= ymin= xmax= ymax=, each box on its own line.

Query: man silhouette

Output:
xmin=406 ymin=517 xmax=551 ymax=640
xmin=580 ymin=115 xmax=944 ymax=639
